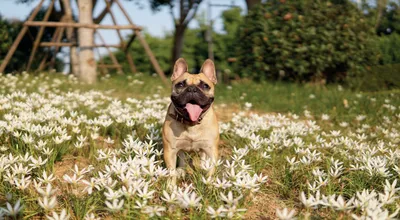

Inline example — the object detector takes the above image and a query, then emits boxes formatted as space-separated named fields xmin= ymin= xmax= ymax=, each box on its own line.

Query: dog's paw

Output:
xmin=167 ymin=176 xmax=177 ymax=189
xmin=176 ymin=168 xmax=186 ymax=178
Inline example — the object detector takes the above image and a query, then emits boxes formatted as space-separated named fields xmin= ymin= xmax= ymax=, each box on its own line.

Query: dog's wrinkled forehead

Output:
xmin=173 ymin=72 xmax=211 ymax=85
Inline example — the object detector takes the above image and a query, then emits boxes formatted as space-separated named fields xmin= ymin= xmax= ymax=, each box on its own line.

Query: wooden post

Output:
xmin=105 ymin=0 xmax=137 ymax=74
xmin=96 ymin=31 xmax=123 ymax=74
xmin=114 ymin=0 xmax=168 ymax=85
xmin=61 ymin=0 xmax=79 ymax=76
xmin=27 ymin=0 xmax=55 ymax=71
xmin=0 ymin=0 xmax=45 ymax=73
xmin=78 ymin=0 xmax=97 ymax=84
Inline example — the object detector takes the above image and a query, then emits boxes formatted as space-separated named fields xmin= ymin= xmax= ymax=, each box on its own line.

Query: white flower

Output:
xmin=220 ymin=191 xmax=242 ymax=206
xmin=141 ymin=205 xmax=166 ymax=217
xmin=161 ymin=190 xmax=177 ymax=204
xmin=3 ymin=199 xmax=23 ymax=217
xmin=178 ymin=191 xmax=202 ymax=209
xmin=137 ymin=184 xmax=155 ymax=200
xmin=105 ymin=199 xmax=124 ymax=212
xmin=321 ymin=114 xmax=330 ymax=121
xmin=276 ymin=207 xmax=297 ymax=220
xmin=36 ymin=183 xmax=57 ymax=197
xmin=299 ymin=192 xmax=319 ymax=209
xmin=38 ymin=196 xmax=57 ymax=211
xmin=206 ymin=205 xmax=227 ymax=218
xmin=329 ymin=195 xmax=354 ymax=211
xmin=46 ymin=209 xmax=70 ymax=220
xmin=84 ymin=213 xmax=100 ymax=220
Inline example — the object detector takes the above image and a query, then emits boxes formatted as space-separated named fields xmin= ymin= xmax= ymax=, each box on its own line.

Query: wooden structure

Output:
xmin=0 ymin=0 xmax=168 ymax=84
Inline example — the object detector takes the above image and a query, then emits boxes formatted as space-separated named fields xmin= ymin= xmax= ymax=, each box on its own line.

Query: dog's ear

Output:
xmin=171 ymin=58 xmax=188 ymax=81
xmin=200 ymin=59 xmax=217 ymax=84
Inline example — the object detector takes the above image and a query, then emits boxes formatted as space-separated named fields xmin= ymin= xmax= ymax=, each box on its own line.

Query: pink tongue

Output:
xmin=185 ymin=103 xmax=203 ymax=122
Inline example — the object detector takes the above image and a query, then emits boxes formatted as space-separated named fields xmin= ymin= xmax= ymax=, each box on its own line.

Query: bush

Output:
xmin=236 ymin=0 xmax=379 ymax=82
xmin=377 ymin=33 xmax=400 ymax=65
xmin=348 ymin=64 xmax=400 ymax=91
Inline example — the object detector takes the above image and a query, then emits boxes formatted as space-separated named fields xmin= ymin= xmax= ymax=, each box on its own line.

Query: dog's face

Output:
xmin=170 ymin=58 xmax=217 ymax=122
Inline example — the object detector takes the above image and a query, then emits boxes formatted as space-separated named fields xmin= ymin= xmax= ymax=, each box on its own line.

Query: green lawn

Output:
xmin=0 ymin=72 xmax=399 ymax=219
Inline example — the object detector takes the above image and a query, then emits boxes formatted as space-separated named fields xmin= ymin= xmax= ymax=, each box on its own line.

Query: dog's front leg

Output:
xmin=164 ymin=145 xmax=178 ymax=186
xmin=202 ymin=142 xmax=219 ymax=176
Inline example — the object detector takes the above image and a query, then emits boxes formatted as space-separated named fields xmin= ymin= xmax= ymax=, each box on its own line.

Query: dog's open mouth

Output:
xmin=171 ymin=94 xmax=214 ymax=123
xmin=185 ymin=101 xmax=203 ymax=122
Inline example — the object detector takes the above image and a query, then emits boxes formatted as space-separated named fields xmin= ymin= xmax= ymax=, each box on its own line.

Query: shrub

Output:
xmin=347 ymin=64 xmax=400 ymax=91
xmin=377 ymin=33 xmax=400 ymax=65
xmin=236 ymin=0 xmax=379 ymax=82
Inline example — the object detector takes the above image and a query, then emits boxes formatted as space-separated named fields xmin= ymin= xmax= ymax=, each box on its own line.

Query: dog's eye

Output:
xmin=201 ymin=83 xmax=210 ymax=90
xmin=176 ymin=82 xmax=185 ymax=88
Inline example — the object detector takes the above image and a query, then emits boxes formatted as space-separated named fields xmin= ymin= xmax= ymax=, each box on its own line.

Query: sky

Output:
xmin=0 ymin=0 xmax=247 ymax=55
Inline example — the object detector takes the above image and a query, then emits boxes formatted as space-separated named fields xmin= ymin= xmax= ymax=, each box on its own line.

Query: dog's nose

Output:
xmin=187 ymin=86 xmax=198 ymax=93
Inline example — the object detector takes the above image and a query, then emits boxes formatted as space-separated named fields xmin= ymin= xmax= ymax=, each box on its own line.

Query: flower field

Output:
xmin=0 ymin=73 xmax=400 ymax=219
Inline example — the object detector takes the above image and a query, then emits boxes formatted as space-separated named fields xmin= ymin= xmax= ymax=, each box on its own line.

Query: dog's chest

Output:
xmin=174 ymin=126 xmax=210 ymax=151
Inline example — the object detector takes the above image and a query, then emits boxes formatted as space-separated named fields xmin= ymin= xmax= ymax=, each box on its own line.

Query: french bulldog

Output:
xmin=162 ymin=58 xmax=219 ymax=185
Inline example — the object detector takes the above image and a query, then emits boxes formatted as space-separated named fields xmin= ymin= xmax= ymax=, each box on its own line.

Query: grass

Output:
xmin=0 ymin=72 xmax=399 ymax=219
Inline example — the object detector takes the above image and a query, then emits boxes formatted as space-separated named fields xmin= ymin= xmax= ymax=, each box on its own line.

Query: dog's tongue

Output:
xmin=185 ymin=103 xmax=203 ymax=122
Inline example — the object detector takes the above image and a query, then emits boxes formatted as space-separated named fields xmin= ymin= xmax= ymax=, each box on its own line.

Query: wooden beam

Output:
xmin=27 ymin=0 xmax=55 ymax=71
xmin=124 ymin=33 xmax=136 ymax=53
xmin=105 ymin=0 xmax=136 ymax=74
xmin=95 ymin=44 xmax=122 ymax=48
xmin=39 ymin=42 xmax=122 ymax=48
xmin=98 ymin=64 xmax=122 ymax=68
xmin=40 ymin=42 xmax=74 ymax=47
xmin=114 ymin=0 xmax=168 ymax=85
xmin=49 ymin=24 xmax=67 ymax=70
xmin=95 ymin=47 xmax=109 ymax=75
xmin=94 ymin=0 xmax=114 ymax=24
xmin=96 ymin=31 xmax=123 ymax=74
xmin=38 ymin=18 xmax=66 ymax=71
xmin=24 ymin=21 xmax=142 ymax=30
xmin=0 ymin=0 xmax=45 ymax=73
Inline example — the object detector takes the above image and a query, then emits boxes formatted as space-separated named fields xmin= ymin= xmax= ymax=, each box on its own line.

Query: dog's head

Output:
xmin=170 ymin=58 xmax=217 ymax=122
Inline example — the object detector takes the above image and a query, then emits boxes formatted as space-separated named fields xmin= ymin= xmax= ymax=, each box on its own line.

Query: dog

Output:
xmin=162 ymin=58 xmax=219 ymax=185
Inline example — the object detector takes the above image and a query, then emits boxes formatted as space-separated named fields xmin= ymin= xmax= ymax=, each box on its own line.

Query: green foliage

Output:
xmin=0 ymin=13 xmax=63 ymax=73
xmin=102 ymin=7 xmax=243 ymax=75
xmin=236 ymin=0 xmax=379 ymax=82
xmin=377 ymin=33 xmax=400 ymax=65
xmin=213 ymin=7 xmax=243 ymax=72
xmin=0 ymin=16 xmax=27 ymax=73
xmin=376 ymin=2 xmax=400 ymax=35
xmin=347 ymin=63 xmax=400 ymax=91
xmin=107 ymin=32 xmax=173 ymax=74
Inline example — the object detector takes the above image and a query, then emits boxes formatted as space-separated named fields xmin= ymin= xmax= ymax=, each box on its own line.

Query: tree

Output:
xmin=78 ymin=0 xmax=97 ymax=83
xmin=0 ymin=11 xmax=64 ymax=73
xmin=9 ymin=0 xmax=116 ymax=82
xmin=149 ymin=0 xmax=202 ymax=72
xmin=237 ymin=0 xmax=379 ymax=82
xmin=375 ymin=0 xmax=389 ymax=30
xmin=245 ymin=0 xmax=261 ymax=11
xmin=377 ymin=1 xmax=400 ymax=35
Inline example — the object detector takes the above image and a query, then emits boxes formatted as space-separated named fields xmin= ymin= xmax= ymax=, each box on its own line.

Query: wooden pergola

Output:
xmin=0 ymin=0 xmax=168 ymax=84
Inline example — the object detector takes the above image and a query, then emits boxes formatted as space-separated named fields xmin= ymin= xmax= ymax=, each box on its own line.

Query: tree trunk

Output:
xmin=375 ymin=0 xmax=388 ymax=30
xmin=171 ymin=24 xmax=186 ymax=70
xmin=61 ymin=0 xmax=79 ymax=76
xmin=78 ymin=0 xmax=97 ymax=83
xmin=245 ymin=0 xmax=261 ymax=11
